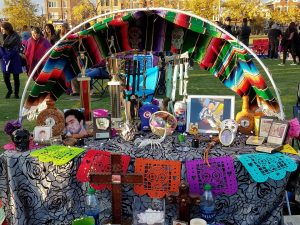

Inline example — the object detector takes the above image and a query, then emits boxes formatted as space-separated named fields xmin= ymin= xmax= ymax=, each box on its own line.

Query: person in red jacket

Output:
xmin=24 ymin=27 xmax=51 ymax=80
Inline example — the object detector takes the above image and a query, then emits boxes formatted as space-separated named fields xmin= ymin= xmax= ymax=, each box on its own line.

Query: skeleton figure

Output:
xmin=171 ymin=28 xmax=184 ymax=51
xmin=134 ymin=128 xmax=167 ymax=149
xmin=129 ymin=27 xmax=142 ymax=49
xmin=12 ymin=128 xmax=31 ymax=152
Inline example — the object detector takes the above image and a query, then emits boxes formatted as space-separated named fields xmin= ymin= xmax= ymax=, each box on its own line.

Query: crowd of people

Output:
xmin=0 ymin=21 xmax=82 ymax=99
xmin=218 ymin=17 xmax=300 ymax=65
xmin=268 ymin=22 xmax=300 ymax=66
xmin=0 ymin=21 xmax=71 ymax=99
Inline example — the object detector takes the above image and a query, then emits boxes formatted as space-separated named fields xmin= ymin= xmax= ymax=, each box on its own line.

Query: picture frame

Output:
xmin=93 ymin=109 xmax=111 ymax=139
xmin=64 ymin=108 xmax=87 ymax=136
xmin=219 ymin=128 xmax=235 ymax=146
xmin=259 ymin=116 xmax=275 ymax=138
xmin=33 ymin=126 xmax=52 ymax=142
xmin=186 ymin=95 xmax=235 ymax=134
xmin=267 ymin=120 xmax=289 ymax=145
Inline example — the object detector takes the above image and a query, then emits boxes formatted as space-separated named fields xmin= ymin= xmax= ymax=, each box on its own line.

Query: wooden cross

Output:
xmin=167 ymin=180 xmax=201 ymax=222
xmin=89 ymin=153 xmax=143 ymax=224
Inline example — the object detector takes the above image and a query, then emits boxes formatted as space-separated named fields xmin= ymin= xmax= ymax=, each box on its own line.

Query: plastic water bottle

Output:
xmin=199 ymin=184 xmax=216 ymax=225
xmin=85 ymin=187 xmax=100 ymax=225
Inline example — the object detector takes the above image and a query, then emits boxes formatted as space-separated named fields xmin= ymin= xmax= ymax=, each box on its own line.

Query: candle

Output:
xmin=190 ymin=218 xmax=207 ymax=225
xmin=254 ymin=116 xmax=261 ymax=136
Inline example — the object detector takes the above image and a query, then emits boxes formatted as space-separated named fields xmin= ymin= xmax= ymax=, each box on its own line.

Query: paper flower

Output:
xmin=287 ymin=118 xmax=300 ymax=141
xmin=4 ymin=119 xmax=22 ymax=136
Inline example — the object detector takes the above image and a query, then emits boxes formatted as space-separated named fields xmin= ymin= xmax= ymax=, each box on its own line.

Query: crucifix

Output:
xmin=167 ymin=180 xmax=201 ymax=223
xmin=89 ymin=153 xmax=143 ymax=224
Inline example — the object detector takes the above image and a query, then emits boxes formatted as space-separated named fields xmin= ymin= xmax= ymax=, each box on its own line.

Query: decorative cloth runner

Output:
xmin=76 ymin=149 xmax=131 ymax=190
xmin=237 ymin=153 xmax=298 ymax=182
xmin=134 ymin=158 xmax=181 ymax=198
xmin=30 ymin=145 xmax=84 ymax=165
xmin=186 ymin=156 xmax=238 ymax=196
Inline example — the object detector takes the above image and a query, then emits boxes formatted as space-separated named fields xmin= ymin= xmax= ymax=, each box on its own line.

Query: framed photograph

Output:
xmin=34 ymin=126 xmax=52 ymax=142
xmin=186 ymin=95 xmax=235 ymax=134
xmin=219 ymin=128 xmax=235 ymax=146
xmin=64 ymin=108 xmax=88 ymax=136
xmin=267 ymin=120 xmax=289 ymax=145
xmin=93 ymin=110 xmax=111 ymax=140
xmin=259 ymin=117 xmax=275 ymax=138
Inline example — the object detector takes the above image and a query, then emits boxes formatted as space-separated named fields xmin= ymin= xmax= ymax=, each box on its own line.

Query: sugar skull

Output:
xmin=220 ymin=119 xmax=238 ymax=134
xmin=12 ymin=128 xmax=31 ymax=152
xmin=171 ymin=28 xmax=184 ymax=51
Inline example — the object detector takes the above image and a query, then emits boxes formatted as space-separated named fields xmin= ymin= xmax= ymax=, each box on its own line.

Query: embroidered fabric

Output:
xmin=30 ymin=145 xmax=84 ymax=165
xmin=237 ymin=153 xmax=298 ymax=182
xmin=134 ymin=158 xmax=181 ymax=198
xmin=76 ymin=149 xmax=131 ymax=190
xmin=186 ymin=156 xmax=238 ymax=196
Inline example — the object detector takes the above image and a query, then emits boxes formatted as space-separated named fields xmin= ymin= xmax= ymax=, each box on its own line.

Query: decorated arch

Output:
xmin=20 ymin=8 xmax=283 ymax=121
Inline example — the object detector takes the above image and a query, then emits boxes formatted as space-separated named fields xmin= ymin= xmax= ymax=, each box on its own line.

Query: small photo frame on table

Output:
xmin=93 ymin=109 xmax=111 ymax=139
xmin=186 ymin=95 xmax=235 ymax=134
xmin=267 ymin=120 xmax=289 ymax=145
xmin=259 ymin=117 xmax=275 ymax=138
xmin=33 ymin=126 xmax=52 ymax=142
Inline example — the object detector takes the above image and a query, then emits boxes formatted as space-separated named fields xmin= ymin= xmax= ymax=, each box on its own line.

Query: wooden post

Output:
xmin=89 ymin=153 xmax=143 ymax=224
xmin=167 ymin=180 xmax=201 ymax=223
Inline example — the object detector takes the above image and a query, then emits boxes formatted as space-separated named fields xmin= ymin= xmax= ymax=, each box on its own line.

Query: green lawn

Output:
xmin=0 ymin=58 xmax=299 ymax=151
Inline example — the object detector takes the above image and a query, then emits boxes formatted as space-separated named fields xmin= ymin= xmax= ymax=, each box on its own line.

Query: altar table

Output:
xmin=0 ymin=133 xmax=299 ymax=225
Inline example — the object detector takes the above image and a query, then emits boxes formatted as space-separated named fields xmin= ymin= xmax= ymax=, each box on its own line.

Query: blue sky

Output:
xmin=0 ymin=0 xmax=43 ymax=16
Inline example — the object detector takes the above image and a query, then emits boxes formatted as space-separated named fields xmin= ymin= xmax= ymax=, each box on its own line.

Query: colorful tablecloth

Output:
xmin=0 ymin=133 xmax=299 ymax=225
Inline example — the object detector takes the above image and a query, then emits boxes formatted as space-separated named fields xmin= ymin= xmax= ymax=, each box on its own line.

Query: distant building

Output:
xmin=44 ymin=0 xmax=80 ymax=27
xmin=264 ymin=0 xmax=300 ymax=11
xmin=97 ymin=0 xmax=188 ymax=16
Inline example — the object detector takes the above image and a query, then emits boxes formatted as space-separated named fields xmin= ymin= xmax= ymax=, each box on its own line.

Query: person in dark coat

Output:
xmin=0 ymin=22 xmax=23 ymax=99
xmin=239 ymin=18 xmax=251 ymax=46
xmin=222 ymin=16 xmax=233 ymax=35
xmin=268 ymin=23 xmax=282 ymax=59
xmin=279 ymin=22 xmax=298 ymax=66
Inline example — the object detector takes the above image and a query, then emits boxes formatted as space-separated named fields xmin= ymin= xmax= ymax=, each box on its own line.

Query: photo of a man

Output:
xmin=64 ymin=109 xmax=88 ymax=136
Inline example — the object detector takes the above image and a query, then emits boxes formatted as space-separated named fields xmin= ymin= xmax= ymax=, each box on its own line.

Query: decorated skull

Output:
xmin=171 ymin=28 xmax=184 ymax=50
xmin=12 ymin=128 xmax=31 ymax=152
xmin=220 ymin=119 xmax=238 ymax=133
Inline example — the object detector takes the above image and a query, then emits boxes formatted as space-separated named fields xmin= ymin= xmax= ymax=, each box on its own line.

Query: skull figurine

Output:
xmin=12 ymin=128 xmax=31 ymax=152
xmin=220 ymin=119 xmax=238 ymax=134
xmin=171 ymin=28 xmax=184 ymax=50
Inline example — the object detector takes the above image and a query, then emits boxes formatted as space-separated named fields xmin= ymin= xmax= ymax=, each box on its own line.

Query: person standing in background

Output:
xmin=268 ymin=23 xmax=282 ymax=59
xmin=279 ymin=22 xmax=298 ymax=66
xmin=21 ymin=25 xmax=31 ymax=43
xmin=25 ymin=27 xmax=51 ymax=79
xmin=222 ymin=17 xmax=233 ymax=35
xmin=58 ymin=22 xmax=70 ymax=39
xmin=239 ymin=18 xmax=251 ymax=46
xmin=0 ymin=22 xmax=22 ymax=99
xmin=43 ymin=23 xmax=58 ymax=46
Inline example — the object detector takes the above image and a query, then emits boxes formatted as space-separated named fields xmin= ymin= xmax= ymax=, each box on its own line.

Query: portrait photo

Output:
xmin=33 ymin=126 xmax=52 ymax=142
xmin=64 ymin=108 xmax=88 ymax=136
xmin=186 ymin=95 xmax=235 ymax=134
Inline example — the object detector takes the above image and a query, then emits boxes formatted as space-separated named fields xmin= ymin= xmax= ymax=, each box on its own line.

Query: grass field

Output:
xmin=0 ymin=58 xmax=299 ymax=151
